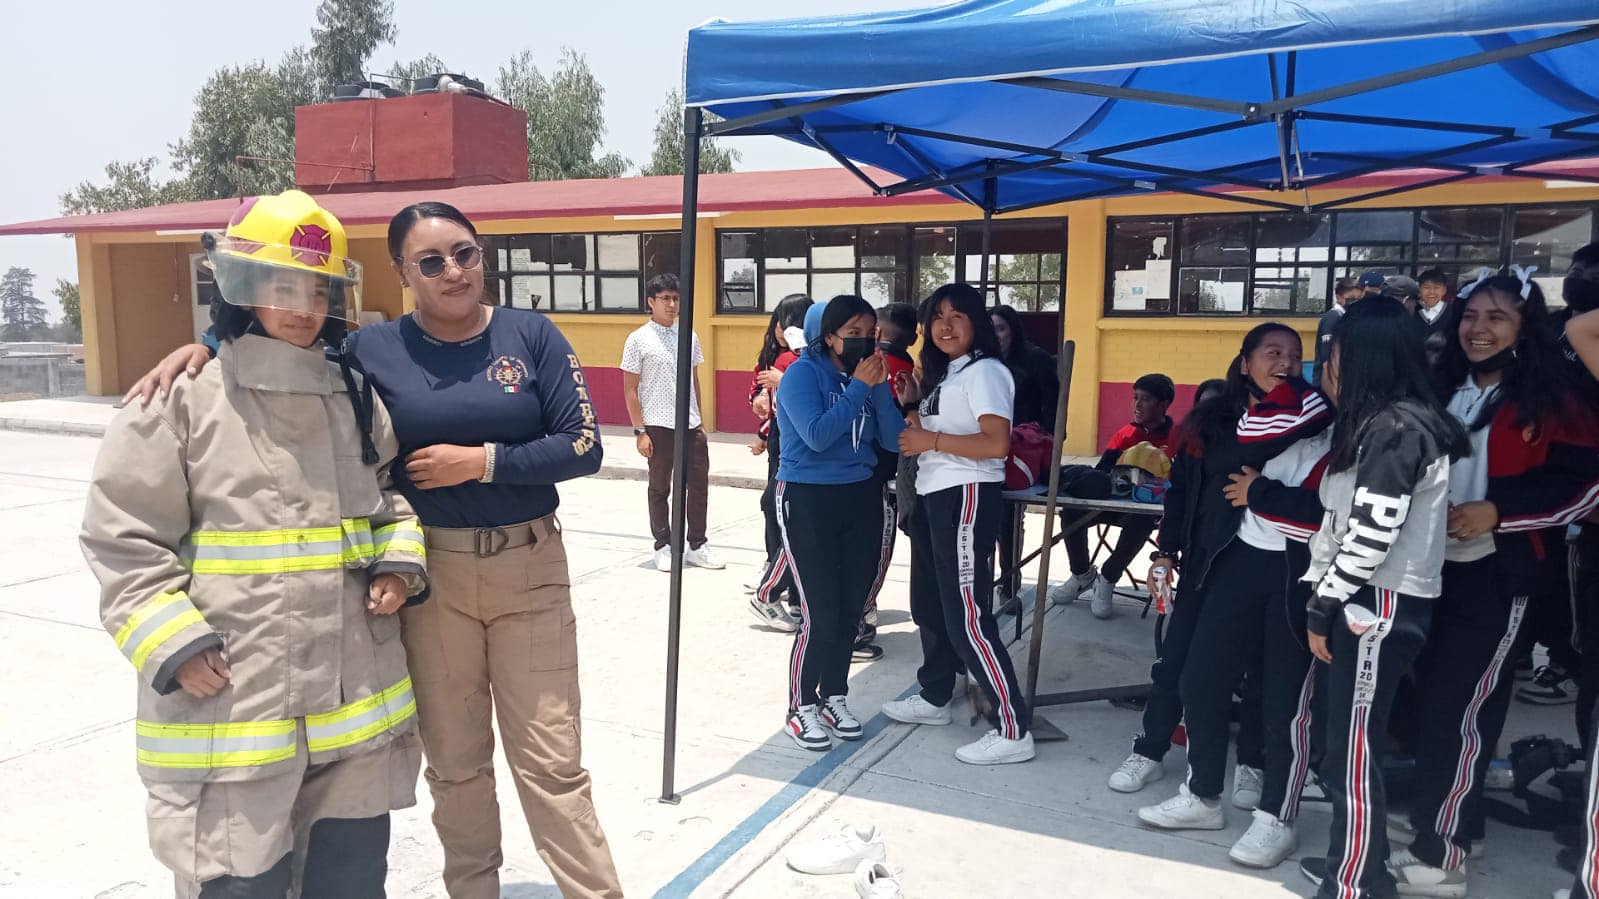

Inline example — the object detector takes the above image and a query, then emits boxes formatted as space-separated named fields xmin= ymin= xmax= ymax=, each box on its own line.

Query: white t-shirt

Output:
xmin=915 ymin=354 xmax=1014 ymax=496
xmin=1445 ymin=378 xmax=1497 ymax=563
xmin=620 ymin=320 xmax=704 ymax=429
xmin=1237 ymin=430 xmax=1332 ymax=551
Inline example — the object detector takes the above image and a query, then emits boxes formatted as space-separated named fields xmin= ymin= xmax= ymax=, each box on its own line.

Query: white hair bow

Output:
xmin=1457 ymin=264 xmax=1539 ymax=301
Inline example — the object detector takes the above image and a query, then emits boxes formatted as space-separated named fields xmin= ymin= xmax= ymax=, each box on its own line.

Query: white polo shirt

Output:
xmin=915 ymin=354 xmax=1014 ymax=496
xmin=1445 ymin=378 xmax=1498 ymax=563
xmin=620 ymin=320 xmax=704 ymax=429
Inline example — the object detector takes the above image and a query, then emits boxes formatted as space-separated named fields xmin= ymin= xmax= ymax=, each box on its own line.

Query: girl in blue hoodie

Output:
xmin=774 ymin=295 xmax=907 ymax=751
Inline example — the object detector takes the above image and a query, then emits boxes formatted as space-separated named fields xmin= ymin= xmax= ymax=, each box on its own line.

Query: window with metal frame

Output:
xmin=479 ymin=231 xmax=681 ymax=313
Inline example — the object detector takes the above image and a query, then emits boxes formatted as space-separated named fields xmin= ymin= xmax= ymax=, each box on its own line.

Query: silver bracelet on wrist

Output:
xmin=482 ymin=443 xmax=498 ymax=483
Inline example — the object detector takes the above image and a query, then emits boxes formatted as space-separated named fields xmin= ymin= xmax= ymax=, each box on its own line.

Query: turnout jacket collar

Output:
xmin=220 ymin=333 xmax=342 ymax=395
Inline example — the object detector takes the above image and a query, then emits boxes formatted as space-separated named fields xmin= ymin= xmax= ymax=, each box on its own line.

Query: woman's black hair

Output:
xmin=989 ymin=303 xmax=1030 ymax=362
xmin=919 ymin=283 xmax=1004 ymax=393
xmin=757 ymin=293 xmax=813 ymax=371
xmin=1328 ymin=297 xmax=1467 ymax=472
xmin=1433 ymin=268 xmax=1571 ymax=431
xmin=1193 ymin=378 xmax=1227 ymax=406
xmin=1173 ymin=322 xmax=1301 ymax=454
xmin=387 ymin=201 xmax=478 ymax=262
xmin=807 ymin=294 xmax=877 ymax=363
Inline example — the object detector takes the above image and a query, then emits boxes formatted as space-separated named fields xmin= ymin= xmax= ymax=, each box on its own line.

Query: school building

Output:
xmin=4 ymin=91 xmax=1598 ymax=454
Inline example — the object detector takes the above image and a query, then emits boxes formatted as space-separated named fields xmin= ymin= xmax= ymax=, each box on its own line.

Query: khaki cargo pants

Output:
xmin=147 ymin=727 xmax=420 ymax=897
xmin=400 ymin=516 xmax=622 ymax=899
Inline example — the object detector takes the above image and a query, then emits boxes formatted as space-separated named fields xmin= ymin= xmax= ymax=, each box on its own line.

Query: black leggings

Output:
xmin=198 ymin=815 xmax=390 ymax=899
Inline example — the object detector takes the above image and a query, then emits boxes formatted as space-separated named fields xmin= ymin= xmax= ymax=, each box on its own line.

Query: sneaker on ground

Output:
xmin=1138 ymin=783 xmax=1226 ymax=831
xmin=1089 ymin=574 xmax=1117 ymax=619
xmin=749 ymin=597 xmax=800 ymax=633
xmin=853 ymin=860 xmax=902 ymax=899
xmin=786 ymin=823 xmax=887 ymax=875
xmin=1233 ymin=764 xmax=1264 ymax=810
xmin=1386 ymin=811 xmax=1417 ymax=845
xmin=1108 ymin=753 xmax=1165 ymax=793
xmin=956 ymin=729 xmax=1036 ymax=765
xmin=786 ymin=705 xmax=833 ymax=752
xmin=1299 ymin=771 xmax=1329 ymax=803
xmin=881 ymin=694 xmax=953 ymax=726
xmin=1389 ymin=848 xmax=1467 ymax=898
xmin=1512 ymin=654 xmax=1535 ymax=681
xmin=851 ymin=642 xmax=884 ymax=663
xmin=654 ymin=546 xmax=672 ymax=572
xmin=1050 ymin=567 xmax=1099 ymax=606
xmin=683 ymin=545 xmax=726 ymax=569
xmin=1518 ymin=665 xmax=1578 ymax=705
xmin=1298 ymin=857 xmax=1326 ymax=889
xmin=821 ymin=695 xmax=864 ymax=740
xmin=1229 ymin=809 xmax=1297 ymax=868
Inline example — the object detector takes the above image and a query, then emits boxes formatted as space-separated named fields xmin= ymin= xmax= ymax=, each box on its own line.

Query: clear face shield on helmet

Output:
xmin=204 ymin=232 xmax=364 ymax=326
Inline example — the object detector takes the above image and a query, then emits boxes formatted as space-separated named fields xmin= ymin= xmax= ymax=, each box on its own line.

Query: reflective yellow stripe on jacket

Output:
xmin=374 ymin=520 xmax=426 ymax=561
xmin=181 ymin=518 xmax=382 ymax=574
xmin=306 ymin=675 xmax=417 ymax=753
xmin=114 ymin=591 xmax=206 ymax=671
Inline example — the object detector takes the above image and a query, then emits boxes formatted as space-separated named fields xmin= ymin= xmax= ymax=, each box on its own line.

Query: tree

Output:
xmin=1 ymin=268 xmax=48 ymax=341
xmin=54 ymin=280 xmax=81 ymax=342
xmin=498 ymin=48 xmax=630 ymax=181
xmin=311 ymin=0 xmax=397 ymax=93
xmin=168 ymin=60 xmax=311 ymax=200
xmin=640 ymin=88 xmax=740 ymax=177
xmin=386 ymin=53 xmax=451 ymax=90
xmin=59 ymin=157 xmax=192 ymax=216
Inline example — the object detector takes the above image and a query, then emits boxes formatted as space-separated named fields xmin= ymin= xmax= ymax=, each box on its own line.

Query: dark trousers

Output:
xmin=645 ymin=425 xmax=709 ymax=550
xmin=1132 ymin=551 xmax=1265 ymax=769
xmin=199 ymin=815 xmax=390 ymax=899
xmin=778 ymin=478 xmax=884 ymax=709
xmin=909 ymin=482 xmax=1030 ymax=739
xmin=1571 ymin=691 xmax=1599 ymax=899
xmin=998 ymin=510 xmax=1024 ymax=596
xmin=1528 ymin=526 xmax=1581 ymax=673
xmin=1315 ymin=588 xmax=1432 ymax=899
xmin=1065 ymin=513 xmax=1158 ymax=583
xmin=1180 ymin=542 xmax=1311 ymax=813
xmin=754 ymin=426 xmax=795 ymax=603
xmin=1572 ymin=525 xmax=1599 ymax=753
xmin=1408 ymin=557 xmax=1530 ymax=871
xmin=859 ymin=487 xmax=896 ymax=643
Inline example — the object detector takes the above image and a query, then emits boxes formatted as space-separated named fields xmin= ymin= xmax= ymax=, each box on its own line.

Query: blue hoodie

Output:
xmin=776 ymin=306 xmax=905 ymax=485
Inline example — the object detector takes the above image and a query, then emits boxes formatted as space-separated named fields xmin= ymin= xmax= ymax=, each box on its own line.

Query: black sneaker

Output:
xmin=1517 ymin=665 xmax=1577 ymax=705
xmin=851 ymin=641 xmax=884 ymax=663
xmin=1298 ymin=857 xmax=1326 ymax=889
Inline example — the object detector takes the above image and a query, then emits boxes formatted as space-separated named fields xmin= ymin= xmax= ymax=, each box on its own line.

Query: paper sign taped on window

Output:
xmin=1144 ymin=260 xmax=1172 ymax=301
xmin=1113 ymin=269 xmax=1149 ymax=310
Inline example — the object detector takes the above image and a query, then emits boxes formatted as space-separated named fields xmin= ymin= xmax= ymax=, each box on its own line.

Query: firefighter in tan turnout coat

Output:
xmin=80 ymin=190 xmax=427 ymax=898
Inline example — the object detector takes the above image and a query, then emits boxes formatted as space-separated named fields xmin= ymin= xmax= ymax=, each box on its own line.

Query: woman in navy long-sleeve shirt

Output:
xmin=774 ymin=294 xmax=906 ymax=752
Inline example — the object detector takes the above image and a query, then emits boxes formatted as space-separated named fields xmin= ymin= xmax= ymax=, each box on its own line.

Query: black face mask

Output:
xmin=1565 ymin=277 xmax=1599 ymax=314
xmin=1470 ymin=344 xmax=1518 ymax=374
xmin=836 ymin=336 xmax=875 ymax=371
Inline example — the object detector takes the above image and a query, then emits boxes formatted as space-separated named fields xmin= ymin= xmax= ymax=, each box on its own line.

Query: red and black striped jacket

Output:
xmin=1481 ymin=397 xmax=1599 ymax=584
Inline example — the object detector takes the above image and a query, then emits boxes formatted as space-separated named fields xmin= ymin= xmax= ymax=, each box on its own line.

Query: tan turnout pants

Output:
xmin=400 ymin=515 xmax=622 ymax=899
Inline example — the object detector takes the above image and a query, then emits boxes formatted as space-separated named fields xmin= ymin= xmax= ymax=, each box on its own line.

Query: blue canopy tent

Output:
xmin=654 ymin=0 xmax=1599 ymax=801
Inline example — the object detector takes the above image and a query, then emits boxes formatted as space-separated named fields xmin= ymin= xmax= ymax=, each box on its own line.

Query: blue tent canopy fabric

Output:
xmin=684 ymin=0 xmax=1599 ymax=212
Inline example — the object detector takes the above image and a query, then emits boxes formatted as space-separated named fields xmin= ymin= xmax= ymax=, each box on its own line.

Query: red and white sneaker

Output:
xmin=787 ymin=704 xmax=833 ymax=751
xmin=821 ymin=695 xmax=863 ymax=740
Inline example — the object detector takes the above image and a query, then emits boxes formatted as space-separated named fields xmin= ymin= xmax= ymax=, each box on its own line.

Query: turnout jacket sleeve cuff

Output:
xmin=148 ymin=631 xmax=224 ymax=696
xmin=372 ymin=560 xmax=429 ymax=600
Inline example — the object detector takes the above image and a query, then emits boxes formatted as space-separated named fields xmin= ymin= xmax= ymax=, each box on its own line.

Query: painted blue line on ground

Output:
xmin=652 ymin=686 xmax=917 ymax=899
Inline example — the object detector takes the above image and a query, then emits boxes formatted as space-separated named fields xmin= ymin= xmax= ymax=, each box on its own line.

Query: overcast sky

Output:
xmin=0 ymin=0 xmax=930 ymax=319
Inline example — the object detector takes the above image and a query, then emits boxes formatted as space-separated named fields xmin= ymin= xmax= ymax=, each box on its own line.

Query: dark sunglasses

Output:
xmin=410 ymin=245 xmax=483 ymax=279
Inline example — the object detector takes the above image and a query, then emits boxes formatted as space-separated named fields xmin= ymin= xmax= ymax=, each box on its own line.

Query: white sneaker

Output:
xmin=749 ymin=596 xmax=800 ymax=632
xmin=683 ymin=545 xmax=725 ymax=569
xmin=1233 ymin=764 xmax=1264 ymax=810
xmin=1108 ymin=753 xmax=1165 ymax=793
xmin=1389 ymin=848 xmax=1467 ymax=898
xmin=654 ymin=546 xmax=671 ymax=572
xmin=785 ymin=822 xmax=887 ymax=875
xmin=786 ymin=705 xmax=833 ymax=752
xmin=1229 ymin=809 xmax=1297 ymax=868
xmin=821 ymin=695 xmax=864 ymax=741
xmin=1050 ymin=567 xmax=1099 ymax=606
xmin=1089 ymin=574 xmax=1116 ymax=619
xmin=881 ymin=694 xmax=953 ymax=726
xmin=1385 ymin=813 xmax=1483 ymax=860
xmin=1138 ymin=784 xmax=1226 ymax=830
xmin=956 ymin=729 xmax=1035 ymax=765
xmin=854 ymin=860 xmax=902 ymax=899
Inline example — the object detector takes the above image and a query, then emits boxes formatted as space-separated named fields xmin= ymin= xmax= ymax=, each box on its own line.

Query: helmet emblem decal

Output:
xmin=290 ymin=224 xmax=333 ymax=266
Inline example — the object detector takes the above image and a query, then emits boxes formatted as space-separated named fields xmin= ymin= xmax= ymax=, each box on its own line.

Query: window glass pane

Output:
xmin=811 ymin=271 xmax=856 ymax=300
xmin=1109 ymin=220 xmax=1175 ymax=314
xmin=1513 ymin=206 xmax=1594 ymax=307
xmin=860 ymin=226 xmax=906 ymax=269
xmin=811 ymin=227 xmax=858 ymax=269
xmin=1179 ymin=216 xmax=1251 ymax=266
xmin=1255 ymin=213 xmax=1331 ymax=263
xmin=764 ymin=273 xmax=807 ymax=304
xmin=487 ymin=277 xmax=506 ymax=306
xmin=596 ymin=233 xmax=641 ymax=271
xmin=1178 ymin=267 xmax=1248 ymax=314
xmin=1334 ymin=210 xmax=1413 ymax=262
xmin=510 ymin=234 xmax=552 ymax=272
xmin=764 ymin=229 xmax=808 ymax=270
xmin=719 ymin=232 xmax=758 ymax=311
xmin=598 ymin=276 xmax=640 ymax=310
xmin=997 ymin=283 xmax=1039 ymax=311
xmin=859 ymin=271 xmax=906 ymax=307
xmin=551 ymin=274 xmax=592 ymax=311
xmin=1252 ymin=267 xmax=1329 ymax=315
xmin=643 ymin=233 xmax=682 ymax=283
xmin=1038 ymin=283 xmax=1062 ymax=313
xmin=550 ymin=235 xmax=592 ymax=272
xmin=1418 ymin=207 xmax=1502 ymax=264
xmin=508 ymin=275 xmax=544 ymax=310
xmin=914 ymin=227 xmax=957 ymax=300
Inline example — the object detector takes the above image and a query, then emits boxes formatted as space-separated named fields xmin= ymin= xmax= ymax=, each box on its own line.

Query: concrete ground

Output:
xmin=0 ymin=424 xmax=1580 ymax=899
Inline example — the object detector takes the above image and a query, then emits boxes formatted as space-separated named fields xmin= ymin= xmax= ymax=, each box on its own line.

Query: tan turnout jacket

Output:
xmin=81 ymin=334 xmax=426 ymax=784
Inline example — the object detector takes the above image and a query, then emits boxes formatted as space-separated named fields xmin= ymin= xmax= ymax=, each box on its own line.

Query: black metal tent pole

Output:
xmin=660 ymin=105 xmax=704 ymax=805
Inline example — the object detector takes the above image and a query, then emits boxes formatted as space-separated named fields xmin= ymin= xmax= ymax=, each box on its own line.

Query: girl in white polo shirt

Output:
xmin=882 ymin=283 xmax=1034 ymax=765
